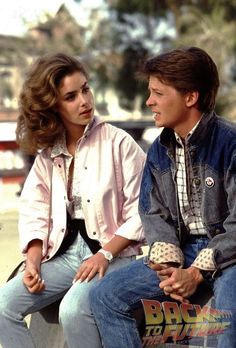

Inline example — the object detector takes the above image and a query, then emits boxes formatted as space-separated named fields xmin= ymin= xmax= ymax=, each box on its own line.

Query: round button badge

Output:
xmin=205 ymin=177 xmax=215 ymax=187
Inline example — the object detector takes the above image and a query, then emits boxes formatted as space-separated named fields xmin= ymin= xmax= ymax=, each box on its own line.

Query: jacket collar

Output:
xmin=159 ymin=110 xmax=216 ymax=148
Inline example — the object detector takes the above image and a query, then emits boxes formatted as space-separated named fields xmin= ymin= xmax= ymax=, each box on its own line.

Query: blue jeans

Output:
xmin=90 ymin=237 xmax=236 ymax=348
xmin=0 ymin=234 xmax=135 ymax=348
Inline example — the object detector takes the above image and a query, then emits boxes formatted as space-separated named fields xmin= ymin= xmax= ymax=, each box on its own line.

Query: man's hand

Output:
xmin=73 ymin=252 xmax=109 ymax=283
xmin=158 ymin=266 xmax=204 ymax=302
xmin=148 ymin=261 xmax=179 ymax=282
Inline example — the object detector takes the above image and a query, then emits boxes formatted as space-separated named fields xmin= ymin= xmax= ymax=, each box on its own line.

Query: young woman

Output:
xmin=0 ymin=53 xmax=146 ymax=348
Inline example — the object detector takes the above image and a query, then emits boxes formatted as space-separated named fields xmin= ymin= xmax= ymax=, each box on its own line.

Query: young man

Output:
xmin=89 ymin=47 xmax=236 ymax=348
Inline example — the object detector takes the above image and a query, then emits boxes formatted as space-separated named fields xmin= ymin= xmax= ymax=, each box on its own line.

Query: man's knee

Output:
xmin=214 ymin=265 xmax=236 ymax=307
xmin=89 ymin=277 xmax=112 ymax=310
xmin=89 ymin=283 xmax=101 ymax=309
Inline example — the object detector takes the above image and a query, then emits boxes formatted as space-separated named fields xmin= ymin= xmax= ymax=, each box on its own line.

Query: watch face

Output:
xmin=105 ymin=251 xmax=113 ymax=261
xmin=99 ymin=249 xmax=113 ymax=261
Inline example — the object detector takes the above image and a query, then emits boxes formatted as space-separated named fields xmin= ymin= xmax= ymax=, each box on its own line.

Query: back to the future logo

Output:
xmin=141 ymin=299 xmax=232 ymax=347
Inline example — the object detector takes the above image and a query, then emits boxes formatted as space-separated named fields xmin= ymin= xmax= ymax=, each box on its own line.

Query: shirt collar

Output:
xmin=51 ymin=132 xmax=70 ymax=158
xmin=51 ymin=117 xmax=96 ymax=158
xmin=175 ymin=117 xmax=202 ymax=145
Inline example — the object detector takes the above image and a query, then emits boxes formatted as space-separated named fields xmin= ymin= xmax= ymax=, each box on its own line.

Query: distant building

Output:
xmin=0 ymin=113 xmax=25 ymax=183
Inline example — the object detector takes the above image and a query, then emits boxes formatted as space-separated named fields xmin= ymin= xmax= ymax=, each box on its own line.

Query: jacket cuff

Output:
xmin=191 ymin=248 xmax=215 ymax=271
xmin=148 ymin=242 xmax=184 ymax=267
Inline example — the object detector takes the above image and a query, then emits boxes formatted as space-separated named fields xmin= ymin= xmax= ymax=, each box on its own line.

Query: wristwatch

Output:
xmin=98 ymin=249 xmax=114 ymax=262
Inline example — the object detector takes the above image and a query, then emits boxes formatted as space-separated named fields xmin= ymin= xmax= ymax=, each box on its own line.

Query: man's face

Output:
xmin=146 ymin=76 xmax=191 ymax=133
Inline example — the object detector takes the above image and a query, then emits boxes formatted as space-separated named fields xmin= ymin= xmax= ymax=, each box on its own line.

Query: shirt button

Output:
xmin=61 ymin=228 xmax=65 ymax=233
xmin=87 ymin=199 xmax=90 ymax=202
xmin=46 ymin=255 xmax=50 ymax=259
xmin=93 ymin=231 xmax=96 ymax=235
xmin=84 ymin=166 xmax=87 ymax=170
xmin=194 ymin=178 xmax=201 ymax=185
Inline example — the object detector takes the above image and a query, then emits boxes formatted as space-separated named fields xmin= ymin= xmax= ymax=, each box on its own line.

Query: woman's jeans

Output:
xmin=90 ymin=237 xmax=236 ymax=348
xmin=0 ymin=234 xmax=135 ymax=348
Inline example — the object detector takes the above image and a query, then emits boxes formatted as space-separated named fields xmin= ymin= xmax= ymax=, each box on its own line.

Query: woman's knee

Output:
xmin=59 ymin=295 xmax=75 ymax=325
xmin=59 ymin=285 xmax=91 ymax=325
xmin=0 ymin=284 xmax=15 ymax=314
xmin=0 ymin=294 xmax=8 ymax=316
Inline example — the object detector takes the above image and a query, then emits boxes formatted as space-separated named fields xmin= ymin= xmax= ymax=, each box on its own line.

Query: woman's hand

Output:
xmin=73 ymin=235 xmax=133 ymax=284
xmin=73 ymin=252 xmax=109 ymax=283
xmin=23 ymin=261 xmax=45 ymax=293
xmin=23 ymin=239 xmax=44 ymax=293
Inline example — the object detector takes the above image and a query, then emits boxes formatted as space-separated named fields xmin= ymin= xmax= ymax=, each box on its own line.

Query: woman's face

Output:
xmin=56 ymin=71 xmax=95 ymax=131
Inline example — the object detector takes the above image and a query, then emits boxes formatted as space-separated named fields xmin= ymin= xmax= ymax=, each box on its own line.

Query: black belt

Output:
xmin=55 ymin=213 xmax=101 ymax=256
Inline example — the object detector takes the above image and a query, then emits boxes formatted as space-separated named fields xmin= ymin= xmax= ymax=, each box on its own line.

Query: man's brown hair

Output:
xmin=142 ymin=46 xmax=219 ymax=112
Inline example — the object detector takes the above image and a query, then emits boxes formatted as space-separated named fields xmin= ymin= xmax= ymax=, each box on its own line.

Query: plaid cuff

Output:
xmin=191 ymin=248 xmax=215 ymax=271
xmin=148 ymin=242 xmax=184 ymax=267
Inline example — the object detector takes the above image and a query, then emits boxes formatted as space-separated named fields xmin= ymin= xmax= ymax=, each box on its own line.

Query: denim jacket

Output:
xmin=139 ymin=111 xmax=236 ymax=271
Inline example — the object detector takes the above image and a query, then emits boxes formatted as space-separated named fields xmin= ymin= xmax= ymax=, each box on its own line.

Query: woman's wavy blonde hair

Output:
xmin=16 ymin=53 xmax=88 ymax=154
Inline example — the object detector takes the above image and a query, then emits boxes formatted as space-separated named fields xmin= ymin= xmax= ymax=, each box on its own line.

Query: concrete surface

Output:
xmin=0 ymin=183 xmax=22 ymax=286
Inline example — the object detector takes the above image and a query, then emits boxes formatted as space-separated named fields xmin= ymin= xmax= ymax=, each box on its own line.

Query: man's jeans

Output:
xmin=0 ymin=234 xmax=135 ymax=348
xmin=90 ymin=237 xmax=236 ymax=348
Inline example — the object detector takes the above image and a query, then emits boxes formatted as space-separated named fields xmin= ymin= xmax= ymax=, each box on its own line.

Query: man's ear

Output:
xmin=185 ymin=91 xmax=199 ymax=107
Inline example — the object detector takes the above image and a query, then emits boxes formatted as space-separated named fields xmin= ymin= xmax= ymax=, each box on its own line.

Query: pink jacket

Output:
xmin=19 ymin=117 xmax=146 ymax=262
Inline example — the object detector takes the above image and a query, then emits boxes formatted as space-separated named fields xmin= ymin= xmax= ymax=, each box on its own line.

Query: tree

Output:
xmin=102 ymin=0 xmax=176 ymax=111
xmin=104 ymin=0 xmax=236 ymax=117
xmin=172 ymin=2 xmax=236 ymax=118
xmin=25 ymin=5 xmax=86 ymax=56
